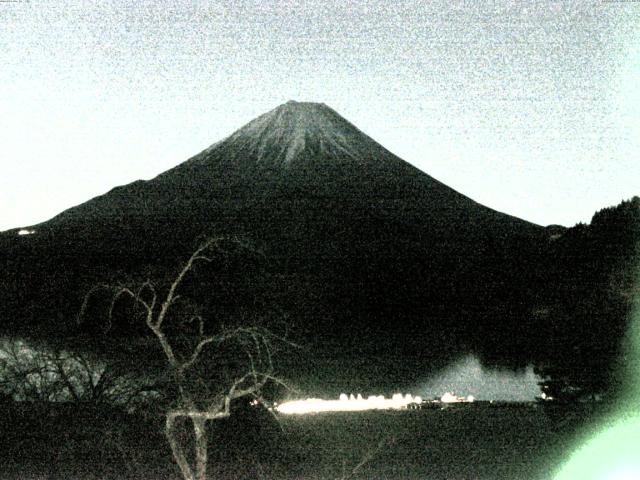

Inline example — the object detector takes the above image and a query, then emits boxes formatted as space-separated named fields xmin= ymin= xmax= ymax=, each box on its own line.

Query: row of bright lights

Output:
xmin=275 ymin=393 xmax=423 ymax=415
xmin=275 ymin=393 xmax=475 ymax=415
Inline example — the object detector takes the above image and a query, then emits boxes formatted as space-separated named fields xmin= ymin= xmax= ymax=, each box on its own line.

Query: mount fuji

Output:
xmin=1 ymin=101 xmax=550 ymax=379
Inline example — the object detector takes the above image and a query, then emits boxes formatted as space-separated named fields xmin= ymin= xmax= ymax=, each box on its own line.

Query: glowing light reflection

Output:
xmin=554 ymin=415 xmax=640 ymax=480
xmin=555 ymin=260 xmax=640 ymax=479
xmin=276 ymin=393 xmax=423 ymax=415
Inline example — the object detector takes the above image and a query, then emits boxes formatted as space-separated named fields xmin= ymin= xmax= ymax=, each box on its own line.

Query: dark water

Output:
xmin=2 ymin=401 xmax=595 ymax=480
xmin=209 ymin=403 xmax=594 ymax=480
xmin=272 ymin=405 xmax=586 ymax=480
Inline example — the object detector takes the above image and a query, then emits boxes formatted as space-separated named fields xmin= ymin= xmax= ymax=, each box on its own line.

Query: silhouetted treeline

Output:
xmin=532 ymin=196 xmax=640 ymax=400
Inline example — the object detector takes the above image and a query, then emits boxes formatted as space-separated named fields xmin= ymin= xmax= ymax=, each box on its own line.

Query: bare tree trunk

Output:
xmin=80 ymin=238 xmax=285 ymax=480
xmin=166 ymin=413 xmax=195 ymax=480
xmin=193 ymin=417 xmax=208 ymax=480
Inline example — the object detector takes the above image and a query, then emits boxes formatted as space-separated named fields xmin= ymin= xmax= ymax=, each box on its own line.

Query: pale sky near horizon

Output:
xmin=1 ymin=0 xmax=639 ymax=231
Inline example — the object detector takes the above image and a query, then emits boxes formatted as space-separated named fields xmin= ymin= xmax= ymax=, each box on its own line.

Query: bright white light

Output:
xmin=276 ymin=393 xmax=423 ymax=415
xmin=17 ymin=229 xmax=35 ymax=236
xmin=440 ymin=392 xmax=462 ymax=403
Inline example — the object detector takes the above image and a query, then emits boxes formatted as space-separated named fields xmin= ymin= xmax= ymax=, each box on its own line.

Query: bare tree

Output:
xmin=0 ymin=339 xmax=63 ymax=402
xmin=0 ymin=338 xmax=160 ymax=408
xmin=80 ymin=237 xmax=284 ymax=480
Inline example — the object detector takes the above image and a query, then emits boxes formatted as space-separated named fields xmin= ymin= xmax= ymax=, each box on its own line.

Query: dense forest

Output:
xmin=532 ymin=197 xmax=640 ymax=401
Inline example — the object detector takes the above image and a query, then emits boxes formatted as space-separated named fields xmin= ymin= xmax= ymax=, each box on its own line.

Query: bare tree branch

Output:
xmin=181 ymin=336 xmax=216 ymax=372
xmin=155 ymin=236 xmax=225 ymax=331
xmin=78 ymin=236 xmax=290 ymax=480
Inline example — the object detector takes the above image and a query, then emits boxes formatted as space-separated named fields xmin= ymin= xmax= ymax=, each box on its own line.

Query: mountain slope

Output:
xmin=39 ymin=101 xmax=535 ymax=231
xmin=1 ymin=101 xmax=547 ymax=367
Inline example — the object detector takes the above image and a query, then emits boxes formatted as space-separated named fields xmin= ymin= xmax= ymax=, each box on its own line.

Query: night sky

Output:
xmin=1 ymin=0 xmax=639 ymax=231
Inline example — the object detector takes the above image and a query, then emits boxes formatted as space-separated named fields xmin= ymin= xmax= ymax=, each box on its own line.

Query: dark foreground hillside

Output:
xmin=0 ymin=400 xmax=598 ymax=480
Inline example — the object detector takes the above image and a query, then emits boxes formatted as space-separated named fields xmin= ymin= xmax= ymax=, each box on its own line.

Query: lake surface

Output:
xmin=2 ymin=400 xmax=597 ymax=479
xmin=210 ymin=403 xmax=596 ymax=480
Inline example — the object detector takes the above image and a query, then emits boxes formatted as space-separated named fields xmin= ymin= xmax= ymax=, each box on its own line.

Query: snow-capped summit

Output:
xmin=223 ymin=100 xmax=363 ymax=166
xmin=192 ymin=100 xmax=404 ymax=175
